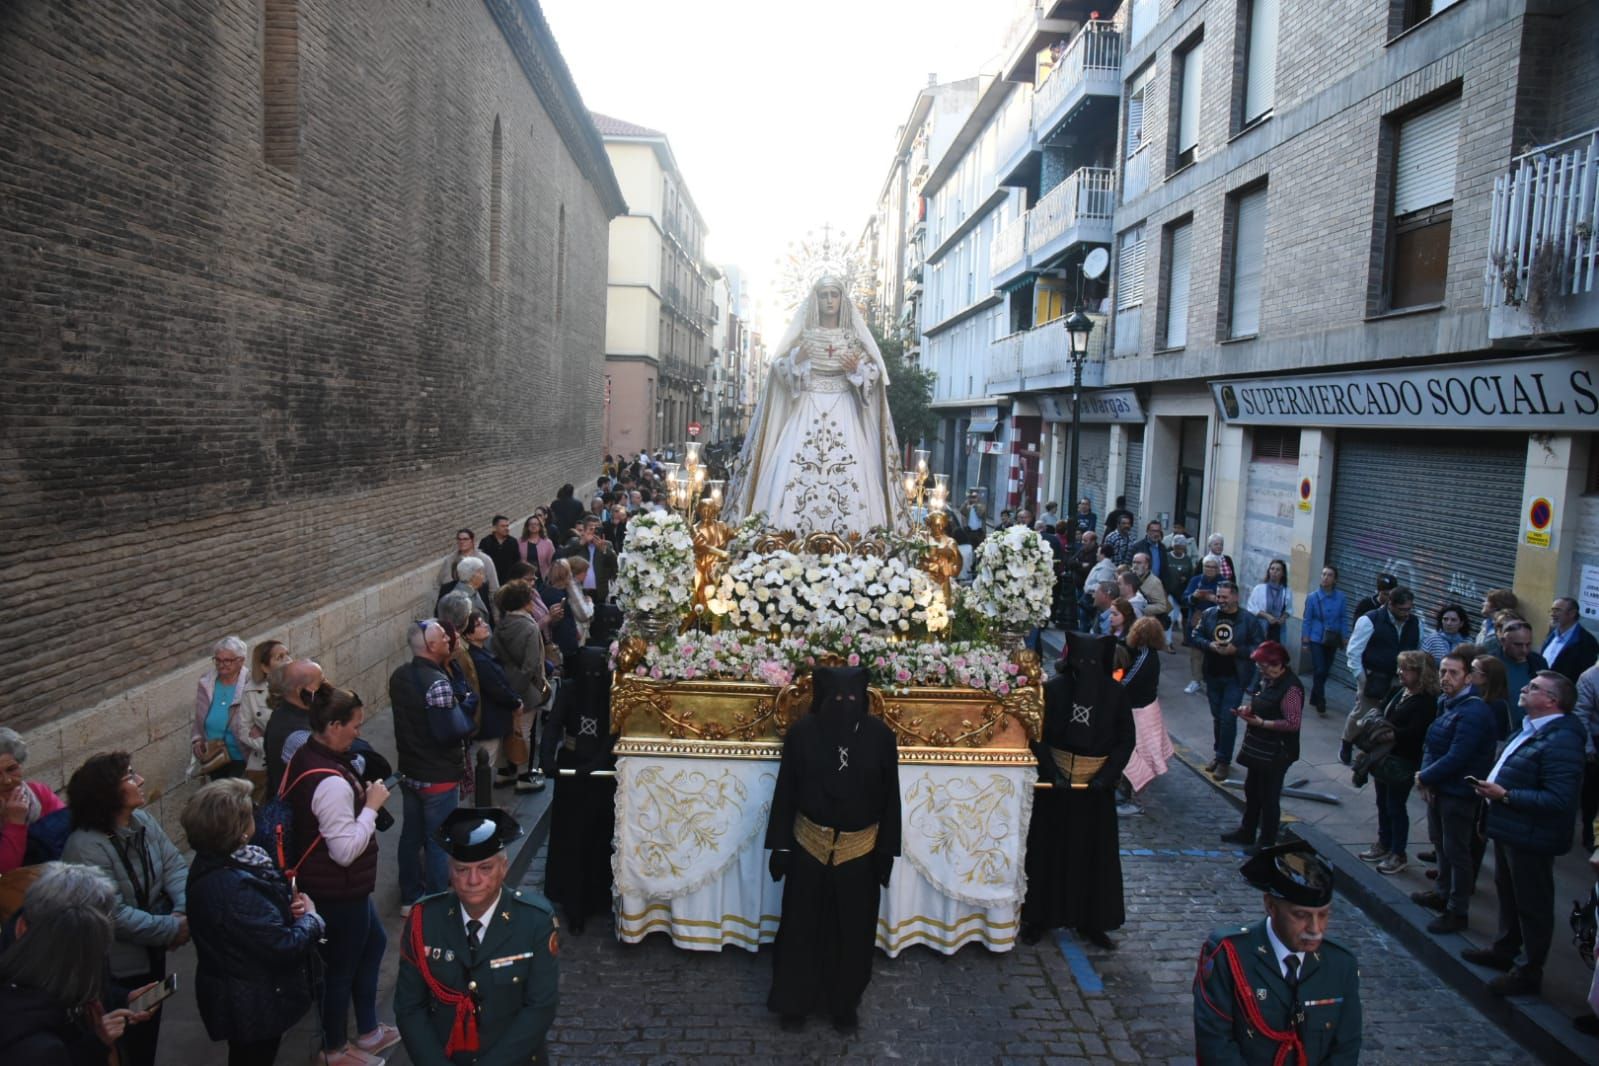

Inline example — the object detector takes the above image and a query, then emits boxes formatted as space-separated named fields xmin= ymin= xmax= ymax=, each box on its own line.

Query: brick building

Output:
xmin=886 ymin=0 xmax=1597 ymax=652
xmin=0 ymin=0 xmax=624 ymax=809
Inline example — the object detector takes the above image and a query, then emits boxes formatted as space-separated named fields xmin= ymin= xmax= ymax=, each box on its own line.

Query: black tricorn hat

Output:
xmin=1241 ymin=841 xmax=1334 ymax=907
xmin=433 ymin=807 xmax=523 ymax=863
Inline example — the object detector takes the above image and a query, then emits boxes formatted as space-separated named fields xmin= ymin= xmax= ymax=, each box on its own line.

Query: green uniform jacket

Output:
xmin=395 ymin=887 xmax=560 ymax=1066
xmin=1193 ymin=919 xmax=1361 ymax=1065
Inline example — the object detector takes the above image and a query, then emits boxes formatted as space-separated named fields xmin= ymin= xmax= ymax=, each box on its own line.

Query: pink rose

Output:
xmin=1005 ymin=662 xmax=1019 ymax=675
xmin=998 ymin=683 xmax=1011 ymax=695
xmin=847 ymin=653 xmax=860 ymax=666
xmin=895 ymin=667 xmax=912 ymax=683
xmin=635 ymin=666 xmax=647 ymax=676
xmin=649 ymin=666 xmax=663 ymax=680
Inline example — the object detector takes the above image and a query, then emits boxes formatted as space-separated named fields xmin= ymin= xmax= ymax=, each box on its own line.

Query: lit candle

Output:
xmin=904 ymin=473 xmax=917 ymax=497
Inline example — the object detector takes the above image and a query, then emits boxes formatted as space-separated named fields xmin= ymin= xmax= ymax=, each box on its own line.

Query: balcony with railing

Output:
xmin=1485 ymin=129 xmax=1599 ymax=340
xmin=990 ymin=213 xmax=1030 ymax=288
xmin=1026 ymin=166 xmax=1114 ymax=265
xmin=987 ymin=311 xmax=1109 ymax=394
xmin=1031 ymin=21 xmax=1122 ymax=139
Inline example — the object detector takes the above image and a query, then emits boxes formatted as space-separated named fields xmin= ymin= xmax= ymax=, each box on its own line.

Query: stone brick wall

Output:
xmin=0 ymin=1 xmax=618 ymax=805
xmin=1105 ymin=0 xmax=1555 ymax=384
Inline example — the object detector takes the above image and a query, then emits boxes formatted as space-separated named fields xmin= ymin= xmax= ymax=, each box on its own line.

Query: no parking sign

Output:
xmin=1523 ymin=496 xmax=1553 ymax=548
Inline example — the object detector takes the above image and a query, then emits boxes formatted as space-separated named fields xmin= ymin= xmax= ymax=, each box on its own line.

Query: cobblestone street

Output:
xmin=524 ymin=754 xmax=1531 ymax=1065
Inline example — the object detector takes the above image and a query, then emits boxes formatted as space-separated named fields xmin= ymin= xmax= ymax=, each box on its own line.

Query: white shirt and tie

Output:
xmin=1264 ymin=919 xmax=1307 ymax=982
xmin=462 ymin=892 xmax=501 ymax=950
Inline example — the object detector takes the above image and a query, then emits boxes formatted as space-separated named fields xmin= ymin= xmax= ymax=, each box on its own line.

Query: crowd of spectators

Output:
xmin=992 ymin=490 xmax=1599 ymax=1029
xmin=0 ymin=466 xmax=653 ymax=1064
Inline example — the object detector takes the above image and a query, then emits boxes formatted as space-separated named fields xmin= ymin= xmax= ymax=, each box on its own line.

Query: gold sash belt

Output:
xmin=794 ymin=812 xmax=878 ymax=866
xmin=1049 ymin=749 xmax=1108 ymax=785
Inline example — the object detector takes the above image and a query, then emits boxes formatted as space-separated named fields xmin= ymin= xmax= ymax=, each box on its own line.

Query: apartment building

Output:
xmin=595 ymin=113 xmax=716 ymax=457
xmin=859 ymin=76 xmax=982 ymax=355
xmin=918 ymin=2 xmax=1129 ymax=513
xmin=1106 ymin=0 xmax=1598 ymax=652
xmin=891 ymin=0 xmax=1597 ymax=647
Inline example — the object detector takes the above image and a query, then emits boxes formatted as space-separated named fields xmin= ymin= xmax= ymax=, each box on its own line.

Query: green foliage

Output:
xmin=871 ymin=325 xmax=939 ymax=447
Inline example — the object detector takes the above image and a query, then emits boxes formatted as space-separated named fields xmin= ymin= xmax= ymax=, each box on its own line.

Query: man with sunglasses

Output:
xmin=1462 ymin=670 xmax=1584 ymax=997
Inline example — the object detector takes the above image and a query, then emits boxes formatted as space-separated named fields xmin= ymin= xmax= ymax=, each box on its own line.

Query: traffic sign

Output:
xmin=687 ymin=421 xmax=702 ymax=438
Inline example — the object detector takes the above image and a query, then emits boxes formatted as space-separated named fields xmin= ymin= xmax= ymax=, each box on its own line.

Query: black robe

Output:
xmin=540 ymin=646 xmax=617 ymax=923
xmin=1022 ymin=635 xmax=1135 ymax=934
xmin=765 ymin=668 xmax=901 ymax=1020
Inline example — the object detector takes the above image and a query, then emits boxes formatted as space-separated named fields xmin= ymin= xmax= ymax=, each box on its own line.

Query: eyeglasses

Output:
xmin=1523 ymin=682 xmax=1555 ymax=696
xmin=213 ymin=655 xmax=243 ymax=665
xmin=123 ymin=769 xmax=141 ymax=782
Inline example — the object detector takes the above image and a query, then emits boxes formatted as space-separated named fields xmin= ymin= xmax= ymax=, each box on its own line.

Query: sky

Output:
xmin=539 ymin=0 xmax=1023 ymax=331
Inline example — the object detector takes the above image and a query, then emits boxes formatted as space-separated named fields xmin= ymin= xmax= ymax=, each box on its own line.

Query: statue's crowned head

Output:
xmin=811 ymin=273 xmax=849 ymax=327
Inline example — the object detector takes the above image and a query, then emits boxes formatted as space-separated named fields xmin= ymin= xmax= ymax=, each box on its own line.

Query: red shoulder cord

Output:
xmin=1216 ymin=938 xmax=1307 ymax=1066
xmin=404 ymin=905 xmax=480 ymax=1055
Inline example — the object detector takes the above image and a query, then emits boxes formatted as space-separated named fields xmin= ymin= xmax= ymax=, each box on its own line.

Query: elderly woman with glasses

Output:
xmin=183 ymin=778 xmax=324 ymax=1066
xmin=192 ymin=636 xmax=252 ymax=780
xmin=61 ymin=753 xmax=190 ymax=1066
xmin=0 ymin=727 xmax=66 ymax=874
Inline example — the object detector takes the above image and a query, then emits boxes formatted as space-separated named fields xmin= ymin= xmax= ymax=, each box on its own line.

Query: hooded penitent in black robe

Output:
xmin=765 ymin=667 xmax=901 ymax=1026
xmin=1021 ymin=633 xmax=1135 ymax=938
xmin=539 ymin=646 xmax=617 ymax=931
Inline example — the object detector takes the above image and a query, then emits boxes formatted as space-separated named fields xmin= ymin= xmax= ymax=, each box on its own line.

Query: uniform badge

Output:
xmin=445 ymin=950 xmax=455 ymax=962
xmin=548 ymin=929 xmax=561 ymax=958
xmin=1255 ymin=988 xmax=1268 ymax=1001
xmin=431 ymin=948 xmax=441 ymax=960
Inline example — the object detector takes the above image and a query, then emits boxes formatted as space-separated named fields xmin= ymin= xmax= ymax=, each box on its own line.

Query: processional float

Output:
xmin=608 ymin=442 xmax=1058 ymax=955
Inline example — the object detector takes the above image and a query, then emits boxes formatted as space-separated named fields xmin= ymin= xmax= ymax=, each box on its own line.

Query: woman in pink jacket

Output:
xmin=0 ymin=727 xmax=65 ymax=873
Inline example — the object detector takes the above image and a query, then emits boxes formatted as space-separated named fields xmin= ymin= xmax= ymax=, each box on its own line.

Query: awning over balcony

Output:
xmin=997 ymin=271 xmax=1039 ymax=295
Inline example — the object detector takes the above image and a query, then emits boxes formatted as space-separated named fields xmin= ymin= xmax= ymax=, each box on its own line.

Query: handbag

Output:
xmin=411 ymin=664 xmax=476 ymax=744
xmin=198 ymin=738 xmax=233 ymax=775
xmin=1367 ymin=752 xmax=1418 ymax=785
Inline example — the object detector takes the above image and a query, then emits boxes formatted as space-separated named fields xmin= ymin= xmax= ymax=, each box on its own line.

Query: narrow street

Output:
xmin=521 ymin=744 xmax=1524 ymax=1065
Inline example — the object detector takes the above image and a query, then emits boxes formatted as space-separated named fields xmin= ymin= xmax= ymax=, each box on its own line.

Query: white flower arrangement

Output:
xmin=725 ymin=511 xmax=769 ymax=557
xmin=704 ymin=550 xmax=949 ymax=637
xmin=613 ymin=630 xmax=1028 ymax=697
xmin=967 ymin=524 xmax=1054 ymax=630
xmin=613 ymin=511 xmax=695 ymax=617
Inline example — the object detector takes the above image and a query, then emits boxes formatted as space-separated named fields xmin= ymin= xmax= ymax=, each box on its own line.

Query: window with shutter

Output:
xmin=1243 ymin=0 xmax=1278 ymax=126
xmin=1126 ymin=82 xmax=1146 ymax=159
xmin=1177 ymin=40 xmax=1203 ymax=168
xmin=1229 ymin=186 xmax=1267 ymax=338
xmin=1388 ymin=96 xmax=1459 ymax=308
xmin=1163 ymin=220 xmax=1192 ymax=349
xmin=1117 ymin=225 xmax=1146 ymax=310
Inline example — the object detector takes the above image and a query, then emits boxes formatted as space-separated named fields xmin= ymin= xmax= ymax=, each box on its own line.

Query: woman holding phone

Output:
xmin=281 ymin=684 xmax=398 ymax=1065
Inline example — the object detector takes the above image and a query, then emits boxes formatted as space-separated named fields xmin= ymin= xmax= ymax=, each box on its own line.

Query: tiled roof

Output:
xmin=589 ymin=112 xmax=664 ymax=139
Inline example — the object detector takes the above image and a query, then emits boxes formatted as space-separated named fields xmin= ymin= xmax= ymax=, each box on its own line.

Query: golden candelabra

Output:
xmin=900 ymin=448 xmax=950 ymax=533
xmin=662 ymin=441 xmax=723 ymax=525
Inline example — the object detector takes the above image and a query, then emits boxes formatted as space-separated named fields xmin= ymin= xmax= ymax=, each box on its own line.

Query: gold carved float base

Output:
xmin=610 ymin=663 xmax=1043 ymax=764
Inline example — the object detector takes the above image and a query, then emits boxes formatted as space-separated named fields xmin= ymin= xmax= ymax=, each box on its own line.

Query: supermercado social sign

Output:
xmin=1211 ymin=353 xmax=1599 ymax=430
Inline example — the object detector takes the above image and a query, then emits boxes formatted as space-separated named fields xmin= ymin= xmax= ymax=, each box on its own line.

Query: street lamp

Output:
xmin=1062 ymin=306 xmax=1095 ymax=558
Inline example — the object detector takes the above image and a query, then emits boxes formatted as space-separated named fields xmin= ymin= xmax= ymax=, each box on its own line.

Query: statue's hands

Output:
xmin=839 ymin=350 xmax=861 ymax=374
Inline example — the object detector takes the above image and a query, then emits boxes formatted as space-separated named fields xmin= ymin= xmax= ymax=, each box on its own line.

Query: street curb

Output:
xmin=507 ymin=788 xmax=554 ymax=889
xmin=1173 ymin=741 xmax=1597 ymax=1066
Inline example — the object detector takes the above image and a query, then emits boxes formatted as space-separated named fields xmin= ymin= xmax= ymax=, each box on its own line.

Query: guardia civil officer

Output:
xmin=395 ymin=808 xmax=559 ymax=1065
xmin=1193 ymin=841 xmax=1361 ymax=1064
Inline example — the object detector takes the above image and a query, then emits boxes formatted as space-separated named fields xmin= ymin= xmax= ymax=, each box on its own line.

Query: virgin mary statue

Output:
xmin=727 ymin=277 xmax=906 ymax=536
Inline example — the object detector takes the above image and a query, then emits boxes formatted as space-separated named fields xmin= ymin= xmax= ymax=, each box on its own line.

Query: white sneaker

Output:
xmin=1184 ymin=681 xmax=1201 ymax=695
xmin=1116 ymin=802 xmax=1143 ymax=817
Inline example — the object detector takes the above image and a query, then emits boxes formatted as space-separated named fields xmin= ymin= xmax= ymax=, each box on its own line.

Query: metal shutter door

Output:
xmin=1324 ymin=431 xmax=1525 ymax=689
xmin=1245 ymin=0 xmax=1278 ymax=122
xmin=1394 ymin=98 xmax=1460 ymax=214
xmin=1124 ymin=430 xmax=1145 ymax=523
xmin=1165 ymin=221 xmax=1192 ymax=347
xmin=1070 ymin=425 xmax=1113 ymax=515
xmin=1230 ymin=188 xmax=1267 ymax=336
xmin=1178 ymin=42 xmax=1203 ymax=155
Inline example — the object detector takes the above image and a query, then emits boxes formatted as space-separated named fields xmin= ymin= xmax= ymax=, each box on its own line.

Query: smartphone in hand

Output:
xmin=128 ymin=974 xmax=178 ymax=1013
xmin=1464 ymin=775 xmax=1483 ymax=787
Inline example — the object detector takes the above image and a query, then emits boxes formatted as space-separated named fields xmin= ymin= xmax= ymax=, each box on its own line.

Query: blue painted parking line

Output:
xmin=1119 ymin=847 xmax=1251 ymax=859
xmin=1055 ymin=929 xmax=1104 ymax=994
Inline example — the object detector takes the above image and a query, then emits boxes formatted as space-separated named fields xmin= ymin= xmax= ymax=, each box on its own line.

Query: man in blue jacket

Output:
xmin=1460 ymin=670 xmax=1585 ymax=996
xmin=1411 ymin=648 xmax=1497 ymax=933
